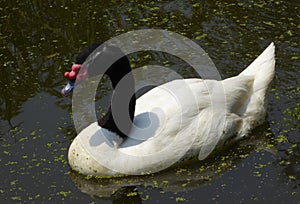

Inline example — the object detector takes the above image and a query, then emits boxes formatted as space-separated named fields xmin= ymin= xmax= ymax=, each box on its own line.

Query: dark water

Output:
xmin=1 ymin=0 xmax=299 ymax=203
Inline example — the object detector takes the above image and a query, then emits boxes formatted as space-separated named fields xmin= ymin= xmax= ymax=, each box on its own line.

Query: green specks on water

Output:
xmin=3 ymin=150 xmax=10 ymax=155
xmin=126 ymin=191 xmax=138 ymax=197
xmin=255 ymin=163 xmax=267 ymax=169
xmin=284 ymin=103 xmax=300 ymax=128
xmin=18 ymin=136 xmax=28 ymax=142
xmin=288 ymin=175 xmax=296 ymax=180
xmin=54 ymin=154 xmax=67 ymax=165
xmin=149 ymin=6 xmax=159 ymax=12
xmin=153 ymin=180 xmax=159 ymax=188
xmin=142 ymin=194 xmax=150 ymax=201
xmin=57 ymin=191 xmax=71 ymax=197
xmin=239 ymin=154 xmax=249 ymax=159
xmin=254 ymin=171 xmax=262 ymax=177
xmin=175 ymin=196 xmax=186 ymax=202
xmin=287 ymin=30 xmax=293 ymax=36
xmin=195 ymin=33 xmax=207 ymax=40
xmin=199 ymin=165 xmax=205 ymax=171
xmin=11 ymin=196 xmax=22 ymax=201
xmin=162 ymin=180 xmax=169 ymax=185
xmin=10 ymin=180 xmax=18 ymax=186
xmin=6 ymin=161 xmax=18 ymax=166
xmin=85 ymin=175 xmax=93 ymax=180
xmin=193 ymin=3 xmax=200 ymax=7
xmin=176 ymin=168 xmax=187 ymax=174
xmin=276 ymin=134 xmax=288 ymax=143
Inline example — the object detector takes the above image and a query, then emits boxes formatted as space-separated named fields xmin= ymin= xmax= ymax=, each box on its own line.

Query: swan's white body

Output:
xmin=68 ymin=43 xmax=275 ymax=176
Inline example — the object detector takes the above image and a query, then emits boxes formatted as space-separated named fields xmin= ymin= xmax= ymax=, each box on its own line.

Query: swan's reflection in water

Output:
xmin=111 ymin=186 xmax=142 ymax=204
xmin=69 ymin=123 xmax=276 ymax=202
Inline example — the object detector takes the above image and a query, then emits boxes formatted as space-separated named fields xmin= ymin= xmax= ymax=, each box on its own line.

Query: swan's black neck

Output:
xmin=76 ymin=43 xmax=136 ymax=138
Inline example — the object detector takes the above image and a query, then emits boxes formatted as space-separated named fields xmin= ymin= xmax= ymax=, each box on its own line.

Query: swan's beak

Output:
xmin=61 ymin=64 xmax=89 ymax=96
xmin=61 ymin=80 xmax=75 ymax=96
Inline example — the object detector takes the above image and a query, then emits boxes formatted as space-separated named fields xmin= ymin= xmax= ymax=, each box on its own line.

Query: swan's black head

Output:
xmin=61 ymin=42 xmax=132 ymax=96
xmin=61 ymin=43 xmax=136 ymax=138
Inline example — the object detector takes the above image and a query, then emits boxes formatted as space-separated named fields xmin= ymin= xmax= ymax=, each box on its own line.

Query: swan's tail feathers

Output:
xmin=239 ymin=42 xmax=275 ymax=93
xmin=237 ymin=43 xmax=275 ymax=136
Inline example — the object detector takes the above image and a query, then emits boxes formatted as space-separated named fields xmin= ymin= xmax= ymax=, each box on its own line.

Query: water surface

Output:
xmin=0 ymin=0 xmax=299 ymax=203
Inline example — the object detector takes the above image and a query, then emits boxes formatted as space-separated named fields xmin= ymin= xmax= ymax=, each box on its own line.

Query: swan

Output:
xmin=62 ymin=42 xmax=275 ymax=176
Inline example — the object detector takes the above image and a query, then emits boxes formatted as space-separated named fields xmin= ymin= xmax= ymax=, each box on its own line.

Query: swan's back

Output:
xmin=131 ymin=43 xmax=275 ymax=143
xmin=123 ymin=43 xmax=275 ymax=159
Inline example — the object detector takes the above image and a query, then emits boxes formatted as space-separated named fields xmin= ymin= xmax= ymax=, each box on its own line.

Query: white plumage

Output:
xmin=68 ymin=43 xmax=275 ymax=176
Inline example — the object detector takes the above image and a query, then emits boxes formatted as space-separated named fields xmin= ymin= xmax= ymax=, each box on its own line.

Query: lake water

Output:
xmin=0 ymin=0 xmax=299 ymax=203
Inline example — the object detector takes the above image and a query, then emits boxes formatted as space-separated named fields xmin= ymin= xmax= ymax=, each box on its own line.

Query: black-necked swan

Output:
xmin=62 ymin=42 xmax=275 ymax=176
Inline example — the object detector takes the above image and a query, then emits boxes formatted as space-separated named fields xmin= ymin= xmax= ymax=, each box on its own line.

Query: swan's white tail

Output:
xmin=239 ymin=42 xmax=275 ymax=92
xmin=237 ymin=43 xmax=275 ymax=136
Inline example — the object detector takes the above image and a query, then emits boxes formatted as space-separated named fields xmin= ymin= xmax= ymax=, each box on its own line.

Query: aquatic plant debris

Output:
xmin=0 ymin=0 xmax=299 ymax=203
